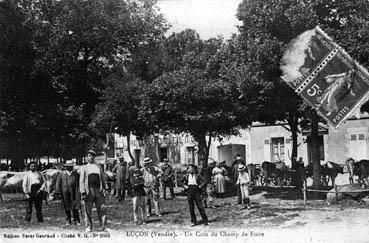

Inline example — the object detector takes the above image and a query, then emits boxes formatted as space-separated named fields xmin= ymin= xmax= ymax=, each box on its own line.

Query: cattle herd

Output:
xmin=0 ymin=158 xmax=368 ymax=203
xmin=241 ymin=158 xmax=369 ymax=188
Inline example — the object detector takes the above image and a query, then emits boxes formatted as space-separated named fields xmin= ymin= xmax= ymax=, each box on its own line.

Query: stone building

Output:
xmin=113 ymin=116 xmax=369 ymax=167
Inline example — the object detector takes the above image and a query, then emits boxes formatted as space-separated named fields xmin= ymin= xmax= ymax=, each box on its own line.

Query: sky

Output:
xmin=157 ymin=0 xmax=242 ymax=39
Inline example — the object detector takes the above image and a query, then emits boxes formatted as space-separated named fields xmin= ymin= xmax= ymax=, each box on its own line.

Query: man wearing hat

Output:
xmin=56 ymin=161 xmax=81 ymax=225
xmin=235 ymin=164 xmax=251 ymax=209
xmin=162 ymin=158 xmax=175 ymax=200
xmin=113 ymin=157 xmax=128 ymax=202
xmin=182 ymin=164 xmax=209 ymax=226
xmin=231 ymin=154 xmax=246 ymax=204
xmin=141 ymin=157 xmax=163 ymax=217
xmin=79 ymin=150 xmax=107 ymax=232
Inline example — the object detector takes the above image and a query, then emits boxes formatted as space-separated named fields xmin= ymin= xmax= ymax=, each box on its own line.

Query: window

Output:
xmin=186 ymin=147 xmax=195 ymax=164
xmin=351 ymin=134 xmax=357 ymax=141
xmin=270 ymin=137 xmax=285 ymax=162
xmin=358 ymin=134 xmax=365 ymax=140
xmin=159 ymin=147 xmax=168 ymax=162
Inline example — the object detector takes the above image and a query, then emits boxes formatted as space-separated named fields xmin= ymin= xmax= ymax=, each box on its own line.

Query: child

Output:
xmin=132 ymin=169 xmax=147 ymax=225
xmin=236 ymin=164 xmax=251 ymax=209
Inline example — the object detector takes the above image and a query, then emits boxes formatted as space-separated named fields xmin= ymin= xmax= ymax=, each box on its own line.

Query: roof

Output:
xmin=301 ymin=123 xmax=329 ymax=136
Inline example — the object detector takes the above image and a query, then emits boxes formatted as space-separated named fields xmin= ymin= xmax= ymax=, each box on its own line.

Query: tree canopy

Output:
xmin=0 ymin=0 xmax=167 ymax=168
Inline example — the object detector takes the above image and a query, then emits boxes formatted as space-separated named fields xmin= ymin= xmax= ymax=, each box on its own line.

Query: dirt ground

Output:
xmin=1 ymin=187 xmax=369 ymax=243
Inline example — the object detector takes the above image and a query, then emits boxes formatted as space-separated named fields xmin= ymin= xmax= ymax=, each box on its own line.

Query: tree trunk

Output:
xmin=288 ymin=113 xmax=299 ymax=187
xmin=311 ymin=110 xmax=321 ymax=189
xmin=126 ymin=134 xmax=136 ymax=167
xmin=194 ymin=133 xmax=212 ymax=166
xmin=288 ymin=114 xmax=299 ymax=169
xmin=10 ymin=154 xmax=25 ymax=171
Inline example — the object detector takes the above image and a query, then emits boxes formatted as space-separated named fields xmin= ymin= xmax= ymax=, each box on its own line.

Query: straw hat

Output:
xmin=143 ymin=157 xmax=153 ymax=164
xmin=64 ymin=161 xmax=75 ymax=167
xmin=238 ymin=164 xmax=247 ymax=171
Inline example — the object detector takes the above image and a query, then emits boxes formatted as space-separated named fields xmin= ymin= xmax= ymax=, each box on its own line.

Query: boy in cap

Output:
xmin=56 ymin=161 xmax=81 ymax=225
xmin=79 ymin=150 xmax=107 ymax=232
xmin=132 ymin=168 xmax=147 ymax=225
xmin=182 ymin=164 xmax=209 ymax=227
xmin=236 ymin=164 xmax=251 ymax=209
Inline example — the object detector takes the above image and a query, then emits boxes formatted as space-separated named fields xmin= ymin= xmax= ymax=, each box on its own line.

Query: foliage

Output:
xmin=0 ymin=0 xmax=168 ymax=166
xmin=233 ymin=0 xmax=369 ymax=182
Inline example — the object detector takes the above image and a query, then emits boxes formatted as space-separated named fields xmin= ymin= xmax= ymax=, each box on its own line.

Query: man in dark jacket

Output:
xmin=131 ymin=169 xmax=147 ymax=225
xmin=56 ymin=161 xmax=81 ymax=225
xmin=162 ymin=159 xmax=175 ymax=200
xmin=231 ymin=154 xmax=246 ymax=204
xmin=113 ymin=158 xmax=127 ymax=202
xmin=183 ymin=164 xmax=209 ymax=227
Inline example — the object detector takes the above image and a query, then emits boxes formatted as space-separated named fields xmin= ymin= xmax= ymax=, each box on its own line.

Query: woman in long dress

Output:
xmin=212 ymin=164 xmax=226 ymax=198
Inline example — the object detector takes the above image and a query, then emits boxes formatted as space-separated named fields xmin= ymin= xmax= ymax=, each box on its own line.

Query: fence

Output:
xmin=302 ymin=181 xmax=369 ymax=205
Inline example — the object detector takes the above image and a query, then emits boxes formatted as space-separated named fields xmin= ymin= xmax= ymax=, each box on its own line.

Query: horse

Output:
xmin=261 ymin=161 xmax=289 ymax=186
xmin=246 ymin=163 xmax=257 ymax=185
xmin=305 ymin=162 xmax=344 ymax=187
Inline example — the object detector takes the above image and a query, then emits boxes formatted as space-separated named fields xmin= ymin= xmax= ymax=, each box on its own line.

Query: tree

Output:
xmin=0 ymin=0 xmax=168 ymax=167
xmin=235 ymin=0 xmax=369 ymax=187
xmin=91 ymin=71 xmax=151 ymax=165
xmin=144 ymin=67 xmax=242 ymax=165
xmin=0 ymin=0 xmax=63 ymax=169
xmin=139 ymin=30 xmax=246 ymax=165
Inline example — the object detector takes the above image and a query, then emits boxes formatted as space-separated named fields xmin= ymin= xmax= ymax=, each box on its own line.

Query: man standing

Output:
xmin=231 ymin=154 xmax=246 ymax=204
xmin=162 ymin=158 xmax=175 ymax=200
xmin=80 ymin=150 xmax=107 ymax=232
xmin=56 ymin=161 xmax=81 ymax=225
xmin=126 ymin=161 xmax=135 ymax=197
xmin=183 ymin=164 xmax=209 ymax=227
xmin=113 ymin=157 xmax=127 ymax=202
xmin=23 ymin=161 xmax=46 ymax=223
xmin=141 ymin=157 xmax=162 ymax=217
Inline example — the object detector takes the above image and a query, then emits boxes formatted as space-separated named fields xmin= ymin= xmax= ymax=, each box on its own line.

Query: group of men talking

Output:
xmin=23 ymin=150 xmax=248 ymax=230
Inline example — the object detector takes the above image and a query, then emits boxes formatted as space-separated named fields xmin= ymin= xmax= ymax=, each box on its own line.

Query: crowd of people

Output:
xmin=21 ymin=151 xmax=252 ymax=231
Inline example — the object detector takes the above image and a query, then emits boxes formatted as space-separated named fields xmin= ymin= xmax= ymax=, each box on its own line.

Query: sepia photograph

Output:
xmin=1 ymin=0 xmax=369 ymax=242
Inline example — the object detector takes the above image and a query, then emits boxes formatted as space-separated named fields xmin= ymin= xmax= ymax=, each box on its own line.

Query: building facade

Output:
xmin=113 ymin=117 xmax=369 ymax=167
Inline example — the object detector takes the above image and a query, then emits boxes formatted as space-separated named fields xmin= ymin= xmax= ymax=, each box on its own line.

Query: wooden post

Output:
xmin=303 ymin=180 xmax=307 ymax=205
xmin=334 ymin=184 xmax=338 ymax=201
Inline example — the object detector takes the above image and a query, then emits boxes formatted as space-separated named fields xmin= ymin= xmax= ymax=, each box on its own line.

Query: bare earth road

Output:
xmin=1 ymin=188 xmax=368 ymax=243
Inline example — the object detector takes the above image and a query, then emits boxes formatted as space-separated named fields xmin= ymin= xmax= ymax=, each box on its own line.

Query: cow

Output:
xmin=0 ymin=171 xmax=27 ymax=202
xmin=43 ymin=169 xmax=61 ymax=202
xmin=261 ymin=161 xmax=289 ymax=186
xmin=346 ymin=158 xmax=369 ymax=184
